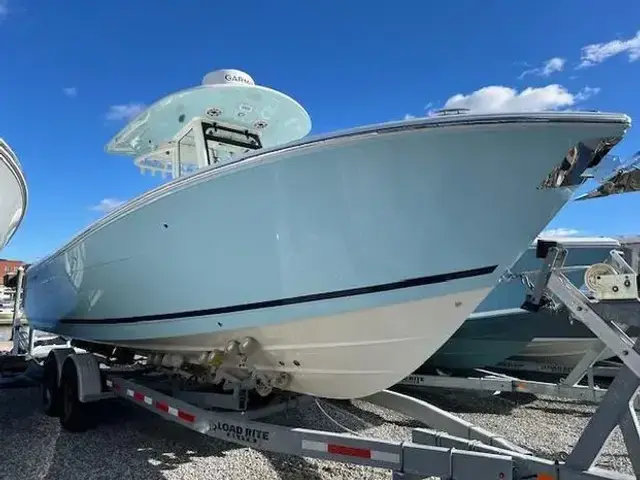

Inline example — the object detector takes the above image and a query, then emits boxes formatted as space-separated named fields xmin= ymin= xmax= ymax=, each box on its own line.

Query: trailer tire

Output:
xmin=42 ymin=353 xmax=62 ymax=417
xmin=59 ymin=358 xmax=96 ymax=432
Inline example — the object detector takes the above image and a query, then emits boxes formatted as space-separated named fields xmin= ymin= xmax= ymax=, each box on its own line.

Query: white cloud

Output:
xmin=424 ymin=102 xmax=435 ymax=116
xmin=105 ymin=103 xmax=146 ymax=121
xmin=578 ymin=30 xmax=640 ymax=68
xmin=538 ymin=228 xmax=581 ymax=237
xmin=0 ymin=0 xmax=9 ymax=20
xmin=90 ymin=198 xmax=126 ymax=213
xmin=63 ymin=87 xmax=77 ymax=98
xmin=575 ymin=86 xmax=600 ymax=101
xmin=403 ymin=102 xmax=434 ymax=120
xmin=440 ymin=84 xmax=599 ymax=114
xmin=519 ymin=57 xmax=566 ymax=79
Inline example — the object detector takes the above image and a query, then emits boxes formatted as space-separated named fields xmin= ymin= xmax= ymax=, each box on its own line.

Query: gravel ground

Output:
xmin=0 ymin=382 xmax=633 ymax=480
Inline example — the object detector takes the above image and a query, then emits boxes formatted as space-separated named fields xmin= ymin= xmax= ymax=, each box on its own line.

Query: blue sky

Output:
xmin=0 ymin=0 xmax=639 ymax=262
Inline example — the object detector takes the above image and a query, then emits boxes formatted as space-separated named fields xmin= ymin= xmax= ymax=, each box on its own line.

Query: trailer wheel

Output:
xmin=42 ymin=353 xmax=62 ymax=417
xmin=59 ymin=358 xmax=96 ymax=432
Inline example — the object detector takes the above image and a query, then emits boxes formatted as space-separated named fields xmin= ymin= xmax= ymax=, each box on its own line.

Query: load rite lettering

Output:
xmin=210 ymin=421 xmax=270 ymax=442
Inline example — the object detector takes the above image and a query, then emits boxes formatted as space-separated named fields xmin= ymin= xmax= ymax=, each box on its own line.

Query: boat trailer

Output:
xmin=3 ymin=239 xmax=640 ymax=480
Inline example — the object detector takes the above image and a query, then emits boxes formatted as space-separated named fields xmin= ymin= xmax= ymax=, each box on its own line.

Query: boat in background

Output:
xmin=22 ymin=69 xmax=631 ymax=400
xmin=0 ymin=139 xmax=27 ymax=251
xmin=575 ymin=150 xmax=640 ymax=200
xmin=422 ymin=235 xmax=640 ymax=374
xmin=508 ymin=336 xmax=612 ymax=369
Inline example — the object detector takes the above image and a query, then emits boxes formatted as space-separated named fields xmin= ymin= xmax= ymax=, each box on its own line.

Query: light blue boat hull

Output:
xmin=23 ymin=113 xmax=630 ymax=399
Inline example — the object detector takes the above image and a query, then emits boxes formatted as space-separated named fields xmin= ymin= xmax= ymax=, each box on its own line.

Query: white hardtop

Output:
xmin=105 ymin=69 xmax=312 ymax=179
xmin=532 ymin=235 xmax=621 ymax=248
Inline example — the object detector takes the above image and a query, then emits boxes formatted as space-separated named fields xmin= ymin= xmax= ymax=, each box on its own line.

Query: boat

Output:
xmin=22 ymin=69 xmax=632 ymax=400
xmin=574 ymin=150 xmax=640 ymax=200
xmin=509 ymin=337 xmax=612 ymax=369
xmin=422 ymin=235 xmax=639 ymax=373
xmin=0 ymin=139 xmax=27 ymax=251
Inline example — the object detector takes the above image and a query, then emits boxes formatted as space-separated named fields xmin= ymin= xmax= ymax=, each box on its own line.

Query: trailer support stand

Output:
xmin=529 ymin=242 xmax=640 ymax=478
xmin=566 ymin=344 xmax=640 ymax=474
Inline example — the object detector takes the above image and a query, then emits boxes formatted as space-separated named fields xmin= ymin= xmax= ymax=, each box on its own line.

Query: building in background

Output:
xmin=1 ymin=259 xmax=25 ymax=286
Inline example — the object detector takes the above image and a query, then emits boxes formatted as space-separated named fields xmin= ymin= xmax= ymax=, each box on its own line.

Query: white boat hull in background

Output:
xmin=24 ymin=112 xmax=631 ymax=399
xmin=514 ymin=337 xmax=618 ymax=368
xmin=0 ymin=140 xmax=27 ymax=251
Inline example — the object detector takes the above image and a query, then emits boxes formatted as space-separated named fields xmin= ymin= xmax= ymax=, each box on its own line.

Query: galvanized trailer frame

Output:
xmin=398 ymin=346 xmax=640 ymax=408
xmin=9 ymin=239 xmax=640 ymax=479
xmin=398 ymin=365 xmax=640 ymax=409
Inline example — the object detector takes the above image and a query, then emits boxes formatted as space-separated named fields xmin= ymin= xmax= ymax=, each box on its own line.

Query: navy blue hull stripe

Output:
xmin=59 ymin=264 xmax=498 ymax=325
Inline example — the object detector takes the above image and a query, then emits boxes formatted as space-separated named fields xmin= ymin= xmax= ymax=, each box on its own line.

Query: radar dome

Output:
xmin=202 ymin=69 xmax=255 ymax=87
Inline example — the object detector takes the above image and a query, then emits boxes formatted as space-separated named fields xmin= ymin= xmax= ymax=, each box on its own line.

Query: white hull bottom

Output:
xmin=85 ymin=287 xmax=491 ymax=399
xmin=513 ymin=337 xmax=617 ymax=367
